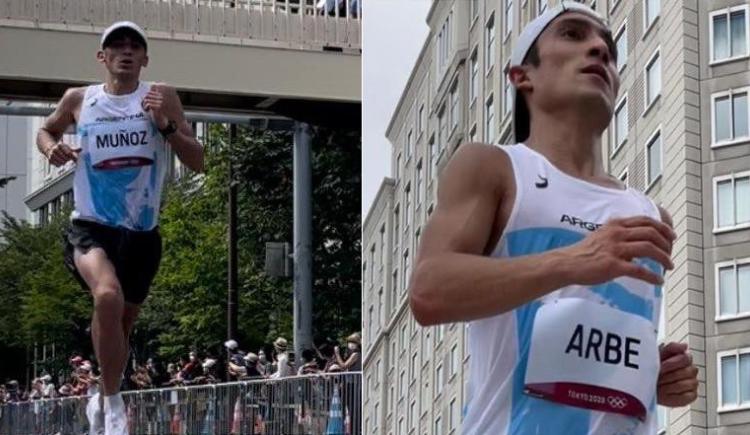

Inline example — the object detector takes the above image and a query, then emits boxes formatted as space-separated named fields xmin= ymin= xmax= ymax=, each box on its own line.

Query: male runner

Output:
xmin=409 ymin=3 xmax=698 ymax=434
xmin=36 ymin=21 xmax=204 ymax=435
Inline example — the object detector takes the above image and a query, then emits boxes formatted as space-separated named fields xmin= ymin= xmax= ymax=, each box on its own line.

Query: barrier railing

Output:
xmin=0 ymin=372 xmax=361 ymax=435
xmin=0 ymin=0 xmax=361 ymax=50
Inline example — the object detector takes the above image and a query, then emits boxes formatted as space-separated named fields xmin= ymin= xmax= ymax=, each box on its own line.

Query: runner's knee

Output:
xmin=92 ymin=284 xmax=124 ymax=316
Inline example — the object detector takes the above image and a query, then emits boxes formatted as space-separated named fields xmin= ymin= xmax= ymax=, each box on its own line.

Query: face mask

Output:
xmin=348 ymin=343 xmax=358 ymax=351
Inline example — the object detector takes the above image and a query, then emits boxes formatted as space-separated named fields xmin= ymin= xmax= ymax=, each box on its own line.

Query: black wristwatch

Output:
xmin=159 ymin=120 xmax=178 ymax=139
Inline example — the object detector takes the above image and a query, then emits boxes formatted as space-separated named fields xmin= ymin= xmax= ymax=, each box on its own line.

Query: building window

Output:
xmin=395 ymin=153 xmax=401 ymax=179
xmin=403 ymin=249 xmax=411 ymax=293
xmin=613 ymin=95 xmax=628 ymax=151
xmin=436 ymin=364 xmax=444 ymax=395
xmin=715 ymin=172 xmax=750 ymax=231
xmin=485 ymin=94 xmax=496 ymax=144
xmin=436 ymin=324 xmax=444 ymax=343
xmin=449 ymin=398 xmax=457 ymax=430
xmin=644 ymin=0 xmax=660 ymax=31
xmin=429 ymin=135 xmax=437 ymax=176
xmin=471 ymin=0 xmax=479 ymax=20
xmin=394 ymin=205 xmax=400 ymax=252
xmin=368 ymin=306 xmax=374 ymax=343
xmin=363 ymin=262 xmax=367 ymax=289
xmin=450 ymin=79 xmax=459 ymax=132
xmin=486 ymin=14 xmax=496 ymax=71
xmin=718 ymin=349 xmax=750 ymax=409
xmin=538 ymin=0 xmax=548 ymax=15
xmin=418 ymin=104 xmax=425 ymax=136
xmin=711 ymin=6 xmax=749 ymax=63
xmin=438 ymin=105 xmax=447 ymax=155
xmin=416 ymin=161 xmax=423 ymax=207
xmin=504 ymin=61 xmax=513 ymax=116
xmin=615 ymin=21 xmax=627 ymax=72
xmin=411 ymin=352 xmax=418 ymax=378
xmin=619 ymin=168 xmax=628 ymax=187
xmin=470 ymin=48 xmax=478 ymax=104
xmin=645 ymin=49 xmax=661 ymax=109
xmin=415 ymin=227 xmax=421 ymax=250
xmin=469 ymin=124 xmax=478 ymax=143
xmin=380 ymin=225 xmax=386 ymax=265
xmin=401 ymin=324 xmax=407 ymax=352
xmin=391 ymin=341 xmax=397 ymax=369
xmin=378 ymin=288 xmax=384 ymax=330
xmin=392 ymin=269 xmax=398 ymax=308
xmin=717 ymin=259 xmax=750 ymax=319
xmin=424 ymin=330 xmax=432 ymax=358
xmin=437 ymin=12 xmax=453 ymax=73
xmin=646 ymin=128 xmax=662 ymax=188
xmin=370 ymin=244 xmax=375 ymax=283
xmin=450 ymin=344 xmax=458 ymax=376
xmin=407 ymin=130 xmax=413 ymax=158
xmin=504 ymin=0 xmax=514 ymax=38
xmin=410 ymin=400 xmax=417 ymax=429
xmin=435 ymin=416 xmax=443 ymax=435
xmin=712 ymin=88 xmax=749 ymax=145
xmin=405 ymin=184 xmax=411 ymax=228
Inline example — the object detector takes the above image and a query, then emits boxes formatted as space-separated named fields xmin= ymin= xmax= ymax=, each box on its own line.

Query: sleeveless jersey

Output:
xmin=72 ymin=81 xmax=168 ymax=231
xmin=462 ymin=143 xmax=664 ymax=435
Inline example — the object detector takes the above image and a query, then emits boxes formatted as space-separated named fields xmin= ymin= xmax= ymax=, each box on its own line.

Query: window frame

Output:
xmin=710 ymin=87 xmax=750 ymax=148
xmin=713 ymin=170 xmax=750 ymax=233
xmin=643 ymin=47 xmax=661 ymax=115
xmin=485 ymin=13 xmax=496 ymax=75
xmin=612 ymin=93 xmax=629 ymax=154
xmin=715 ymin=257 xmax=750 ymax=322
xmin=709 ymin=5 xmax=750 ymax=65
xmin=717 ymin=347 xmax=750 ymax=412
xmin=643 ymin=0 xmax=660 ymax=38
xmin=644 ymin=126 xmax=663 ymax=192
xmin=614 ymin=20 xmax=628 ymax=73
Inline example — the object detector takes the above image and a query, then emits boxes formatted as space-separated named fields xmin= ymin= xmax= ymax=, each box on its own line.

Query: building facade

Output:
xmin=363 ymin=0 xmax=750 ymax=433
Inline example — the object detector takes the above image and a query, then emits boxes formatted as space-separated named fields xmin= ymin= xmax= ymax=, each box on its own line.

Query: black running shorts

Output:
xmin=63 ymin=219 xmax=162 ymax=305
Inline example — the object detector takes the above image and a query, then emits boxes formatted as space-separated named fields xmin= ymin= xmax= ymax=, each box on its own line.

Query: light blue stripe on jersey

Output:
xmin=505 ymin=227 xmax=657 ymax=434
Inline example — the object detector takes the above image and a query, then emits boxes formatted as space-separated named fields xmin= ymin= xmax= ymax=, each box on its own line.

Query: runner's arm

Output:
xmin=409 ymin=143 xmax=574 ymax=325
xmin=150 ymin=83 xmax=204 ymax=173
xmin=36 ymin=87 xmax=83 ymax=157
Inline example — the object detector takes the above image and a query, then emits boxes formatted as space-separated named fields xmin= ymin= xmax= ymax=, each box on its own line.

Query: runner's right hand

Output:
xmin=45 ymin=142 xmax=81 ymax=167
xmin=561 ymin=216 xmax=676 ymax=286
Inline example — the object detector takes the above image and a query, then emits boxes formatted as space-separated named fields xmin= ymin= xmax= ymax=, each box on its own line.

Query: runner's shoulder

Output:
xmin=441 ymin=142 xmax=512 ymax=198
xmin=59 ymin=87 xmax=86 ymax=111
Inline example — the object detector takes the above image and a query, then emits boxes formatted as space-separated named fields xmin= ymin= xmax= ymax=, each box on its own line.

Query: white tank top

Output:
xmin=463 ymin=144 xmax=663 ymax=435
xmin=72 ymin=82 xmax=169 ymax=230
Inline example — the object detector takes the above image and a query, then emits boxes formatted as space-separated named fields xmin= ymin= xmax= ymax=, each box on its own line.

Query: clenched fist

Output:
xmin=45 ymin=142 xmax=81 ymax=167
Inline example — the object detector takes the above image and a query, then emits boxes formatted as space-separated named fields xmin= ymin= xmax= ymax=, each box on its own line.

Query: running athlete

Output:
xmin=36 ymin=21 xmax=204 ymax=435
xmin=409 ymin=3 xmax=698 ymax=434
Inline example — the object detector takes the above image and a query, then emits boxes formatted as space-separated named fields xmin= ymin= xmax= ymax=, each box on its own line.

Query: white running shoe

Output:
xmin=85 ymin=393 xmax=104 ymax=435
xmin=104 ymin=394 xmax=129 ymax=435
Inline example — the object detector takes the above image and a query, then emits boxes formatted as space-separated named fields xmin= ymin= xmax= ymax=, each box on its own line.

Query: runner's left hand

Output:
xmin=142 ymin=84 xmax=172 ymax=130
xmin=657 ymin=342 xmax=699 ymax=407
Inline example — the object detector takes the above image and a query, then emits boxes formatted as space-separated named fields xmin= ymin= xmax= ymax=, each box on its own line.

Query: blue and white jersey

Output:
xmin=72 ymin=82 xmax=168 ymax=231
xmin=463 ymin=144 xmax=663 ymax=435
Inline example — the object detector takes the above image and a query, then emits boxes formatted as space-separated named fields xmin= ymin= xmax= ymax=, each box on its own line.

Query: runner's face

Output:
xmin=526 ymin=12 xmax=620 ymax=117
xmin=99 ymin=34 xmax=148 ymax=78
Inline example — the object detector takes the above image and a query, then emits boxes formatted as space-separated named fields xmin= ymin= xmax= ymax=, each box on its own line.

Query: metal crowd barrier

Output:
xmin=0 ymin=372 xmax=361 ymax=435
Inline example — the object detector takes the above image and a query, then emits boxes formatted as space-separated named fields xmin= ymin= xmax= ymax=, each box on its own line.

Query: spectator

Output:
xmin=333 ymin=332 xmax=361 ymax=372
xmin=257 ymin=349 xmax=272 ymax=376
xmin=227 ymin=351 xmax=247 ymax=381
xmin=130 ymin=365 xmax=152 ymax=389
xmin=270 ymin=337 xmax=292 ymax=379
xmin=297 ymin=349 xmax=320 ymax=375
xmin=242 ymin=353 xmax=263 ymax=378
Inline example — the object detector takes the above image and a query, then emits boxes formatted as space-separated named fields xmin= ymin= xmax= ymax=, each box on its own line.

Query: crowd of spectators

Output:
xmin=0 ymin=332 xmax=361 ymax=402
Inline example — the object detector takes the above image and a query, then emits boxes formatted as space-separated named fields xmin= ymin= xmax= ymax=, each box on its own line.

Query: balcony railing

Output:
xmin=0 ymin=372 xmax=361 ymax=435
xmin=0 ymin=0 xmax=361 ymax=51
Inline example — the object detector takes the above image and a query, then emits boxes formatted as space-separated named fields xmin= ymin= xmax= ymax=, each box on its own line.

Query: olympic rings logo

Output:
xmin=607 ymin=396 xmax=628 ymax=409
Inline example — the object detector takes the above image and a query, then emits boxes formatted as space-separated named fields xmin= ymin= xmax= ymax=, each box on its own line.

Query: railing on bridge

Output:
xmin=0 ymin=0 xmax=360 ymax=51
xmin=0 ymin=372 xmax=361 ymax=435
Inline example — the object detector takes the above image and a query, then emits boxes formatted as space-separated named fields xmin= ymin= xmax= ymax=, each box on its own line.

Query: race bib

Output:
xmin=88 ymin=119 xmax=156 ymax=170
xmin=524 ymin=298 xmax=658 ymax=421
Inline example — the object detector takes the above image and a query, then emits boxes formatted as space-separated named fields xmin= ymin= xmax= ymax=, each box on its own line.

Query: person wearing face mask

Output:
xmin=333 ymin=333 xmax=361 ymax=372
xmin=37 ymin=20 xmax=204 ymax=435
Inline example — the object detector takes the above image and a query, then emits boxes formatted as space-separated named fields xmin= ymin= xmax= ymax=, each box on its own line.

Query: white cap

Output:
xmin=509 ymin=1 xmax=606 ymax=143
xmin=100 ymin=21 xmax=148 ymax=50
xmin=224 ymin=339 xmax=239 ymax=350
